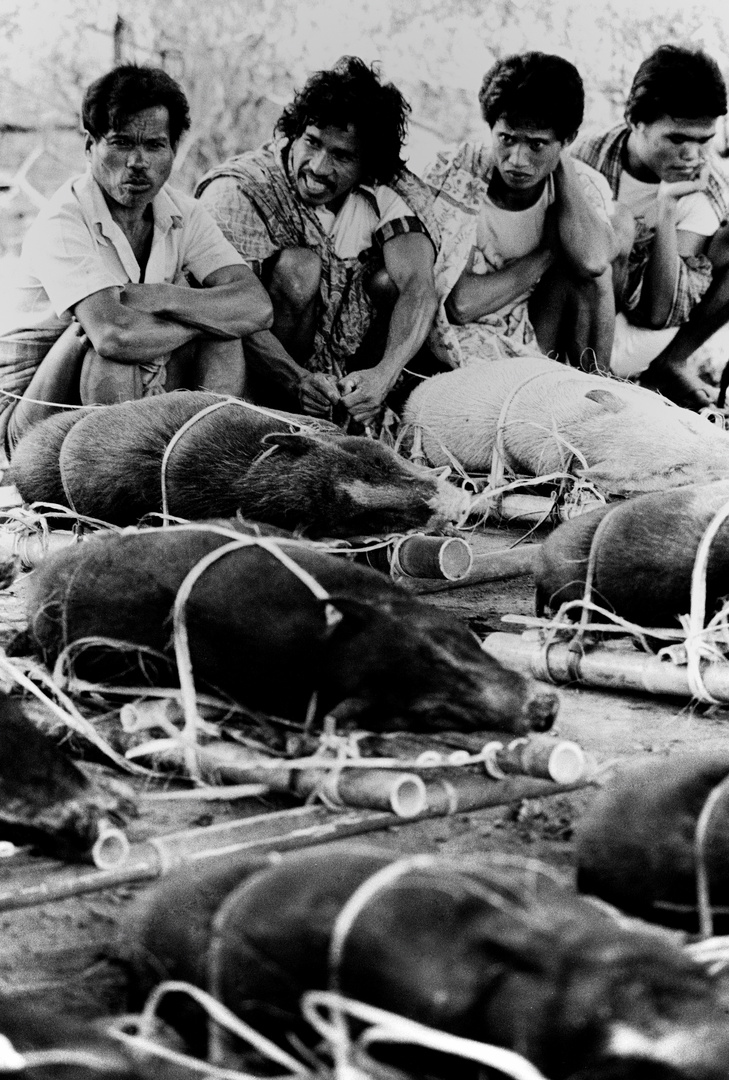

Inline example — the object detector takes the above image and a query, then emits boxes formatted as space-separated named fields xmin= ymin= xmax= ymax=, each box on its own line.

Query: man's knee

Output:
xmin=268 ymin=248 xmax=321 ymax=311
xmin=367 ymin=266 xmax=400 ymax=309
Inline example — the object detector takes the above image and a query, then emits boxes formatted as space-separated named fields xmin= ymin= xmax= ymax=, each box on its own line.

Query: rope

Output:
xmin=302 ymin=992 xmax=547 ymax=1080
xmin=159 ymin=398 xmax=325 ymax=524
xmin=170 ymin=528 xmax=339 ymax=780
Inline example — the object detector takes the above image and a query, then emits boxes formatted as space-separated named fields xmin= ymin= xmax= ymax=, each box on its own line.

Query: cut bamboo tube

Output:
xmin=401 ymin=545 xmax=538 ymax=594
xmin=483 ymin=631 xmax=729 ymax=701
xmin=0 ymin=527 xmax=80 ymax=569
xmin=0 ymin=770 xmax=587 ymax=912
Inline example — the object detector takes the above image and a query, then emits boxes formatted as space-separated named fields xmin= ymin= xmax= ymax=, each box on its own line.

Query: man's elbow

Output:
xmin=92 ymin=324 xmax=135 ymax=361
xmin=444 ymin=291 xmax=468 ymax=326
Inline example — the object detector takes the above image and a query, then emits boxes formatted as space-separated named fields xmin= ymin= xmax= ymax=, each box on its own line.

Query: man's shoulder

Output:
xmin=196 ymin=142 xmax=283 ymax=198
xmin=424 ymin=141 xmax=493 ymax=185
xmin=572 ymin=125 xmax=626 ymax=163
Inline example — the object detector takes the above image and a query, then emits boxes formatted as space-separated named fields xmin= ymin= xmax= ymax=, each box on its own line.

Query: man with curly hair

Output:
xmin=196 ymin=56 xmax=438 ymax=426
xmin=423 ymin=52 xmax=618 ymax=373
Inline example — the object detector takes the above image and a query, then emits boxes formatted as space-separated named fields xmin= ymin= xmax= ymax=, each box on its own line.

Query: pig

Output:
xmin=576 ymin=752 xmax=729 ymax=936
xmin=10 ymin=392 xmax=469 ymax=536
xmin=121 ymin=851 xmax=276 ymax=1055
xmin=0 ymin=994 xmax=143 ymax=1079
xmin=402 ymin=356 xmax=729 ymax=499
xmin=6 ymin=406 xmax=96 ymax=510
xmin=0 ymin=693 xmax=134 ymax=862
xmin=535 ymin=478 xmax=729 ymax=627
xmin=24 ymin=523 xmax=558 ymax=734
xmin=123 ymin=844 xmax=729 ymax=1080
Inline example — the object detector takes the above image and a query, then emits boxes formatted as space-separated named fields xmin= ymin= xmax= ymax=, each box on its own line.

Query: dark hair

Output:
xmin=275 ymin=56 xmax=410 ymax=184
xmin=82 ymin=65 xmax=191 ymax=147
xmin=479 ymin=52 xmax=584 ymax=142
xmin=625 ymin=45 xmax=727 ymax=125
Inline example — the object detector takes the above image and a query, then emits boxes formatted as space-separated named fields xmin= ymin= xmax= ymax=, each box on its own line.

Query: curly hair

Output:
xmin=625 ymin=45 xmax=727 ymax=125
xmin=479 ymin=52 xmax=584 ymax=142
xmin=275 ymin=56 xmax=410 ymax=184
xmin=82 ymin=65 xmax=191 ymax=147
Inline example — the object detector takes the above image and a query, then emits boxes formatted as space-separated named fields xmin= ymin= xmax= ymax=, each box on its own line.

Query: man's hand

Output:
xmin=299 ymin=372 xmax=341 ymax=417
xmin=339 ymin=368 xmax=392 ymax=425
xmin=658 ymin=165 xmax=709 ymax=203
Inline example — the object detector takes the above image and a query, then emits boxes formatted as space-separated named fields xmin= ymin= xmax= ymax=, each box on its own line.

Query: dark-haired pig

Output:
xmin=0 ymin=994 xmax=143 ymax=1079
xmin=535 ymin=478 xmax=729 ymax=627
xmin=24 ymin=523 xmax=558 ymax=734
xmin=10 ymin=392 xmax=468 ymax=536
xmin=403 ymin=356 xmax=729 ymax=499
xmin=124 ymin=844 xmax=729 ymax=1080
xmin=6 ymin=405 xmax=96 ymax=509
xmin=122 ymin=851 xmax=275 ymax=1055
xmin=576 ymin=751 xmax=729 ymax=935
xmin=0 ymin=694 xmax=134 ymax=861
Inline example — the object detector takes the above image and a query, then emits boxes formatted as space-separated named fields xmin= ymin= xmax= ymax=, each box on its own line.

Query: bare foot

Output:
xmin=639 ymin=362 xmax=716 ymax=411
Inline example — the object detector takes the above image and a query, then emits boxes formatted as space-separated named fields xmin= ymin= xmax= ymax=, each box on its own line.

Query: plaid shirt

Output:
xmin=573 ymin=124 xmax=729 ymax=327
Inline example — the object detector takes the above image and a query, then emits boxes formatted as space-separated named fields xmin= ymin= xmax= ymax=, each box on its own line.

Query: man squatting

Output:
xmin=2 ymin=47 xmax=729 ymax=452
xmin=0 ymin=66 xmax=287 ymax=455
xmin=196 ymin=55 xmax=439 ymax=427
xmin=573 ymin=44 xmax=729 ymax=409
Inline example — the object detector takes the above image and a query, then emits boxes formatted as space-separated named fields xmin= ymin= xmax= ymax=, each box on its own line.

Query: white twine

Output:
xmin=302 ymin=991 xmax=547 ymax=1080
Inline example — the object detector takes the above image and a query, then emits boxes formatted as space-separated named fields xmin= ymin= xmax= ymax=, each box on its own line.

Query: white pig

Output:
xmin=402 ymin=356 xmax=729 ymax=497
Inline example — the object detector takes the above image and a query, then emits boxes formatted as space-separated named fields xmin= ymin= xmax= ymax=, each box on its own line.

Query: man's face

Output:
xmin=628 ymin=115 xmax=718 ymax=182
xmin=289 ymin=124 xmax=364 ymax=208
xmin=85 ymin=105 xmax=176 ymax=212
xmin=491 ymin=118 xmax=565 ymax=194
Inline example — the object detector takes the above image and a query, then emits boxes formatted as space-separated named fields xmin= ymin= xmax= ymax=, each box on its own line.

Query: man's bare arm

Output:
xmin=446 ymin=244 xmax=554 ymax=325
xmin=120 ymin=264 xmax=274 ymax=339
xmin=341 ymin=232 xmax=437 ymax=424
xmin=553 ymin=153 xmax=615 ymax=278
xmin=638 ymin=176 xmax=709 ymax=328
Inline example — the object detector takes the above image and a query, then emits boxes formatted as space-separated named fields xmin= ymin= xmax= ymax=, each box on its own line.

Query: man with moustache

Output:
xmin=0 ymin=65 xmax=273 ymax=456
xmin=196 ymin=56 xmax=438 ymax=427
xmin=573 ymin=45 xmax=729 ymax=408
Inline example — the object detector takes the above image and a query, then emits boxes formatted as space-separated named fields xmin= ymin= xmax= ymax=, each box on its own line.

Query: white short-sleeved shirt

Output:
xmin=313 ymin=186 xmax=416 ymax=260
xmin=617 ymin=171 xmax=721 ymax=235
xmin=0 ymin=169 xmax=244 ymax=337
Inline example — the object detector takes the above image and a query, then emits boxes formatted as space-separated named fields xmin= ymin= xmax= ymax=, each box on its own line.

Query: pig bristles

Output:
xmin=0 ymin=646 xmax=149 ymax=776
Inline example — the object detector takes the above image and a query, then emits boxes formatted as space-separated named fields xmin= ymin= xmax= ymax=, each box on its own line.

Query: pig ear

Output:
xmin=326 ymin=696 xmax=375 ymax=724
xmin=319 ymin=596 xmax=381 ymax=635
xmin=261 ymin=432 xmax=320 ymax=455
xmin=584 ymin=389 xmax=627 ymax=414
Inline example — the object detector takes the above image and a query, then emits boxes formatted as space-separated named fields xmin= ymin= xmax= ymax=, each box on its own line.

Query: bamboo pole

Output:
xmin=401 ymin=546 xmax=538 ymax=594
xmin=0 ymin=771 xmax=587 ymax=912
xmin=483 ymin=631 xmax=729 ymax=701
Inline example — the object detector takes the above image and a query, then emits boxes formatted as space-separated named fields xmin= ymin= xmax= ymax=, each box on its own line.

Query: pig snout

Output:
xmin=428 ymin=474 xmax=472 ymax=529
xmin=521 ymin=683 xmax=560 ymax=732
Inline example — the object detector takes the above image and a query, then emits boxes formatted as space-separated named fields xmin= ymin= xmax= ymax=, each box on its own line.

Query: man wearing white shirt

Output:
xmin=573 ymin=45 xmax=729 ymax=408
xmin=0 ymin=64 xmax=275 ymax=454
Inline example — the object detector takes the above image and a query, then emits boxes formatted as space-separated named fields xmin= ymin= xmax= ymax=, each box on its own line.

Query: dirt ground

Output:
xmin=0 ymin=520 xmax=727 ymax=1023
